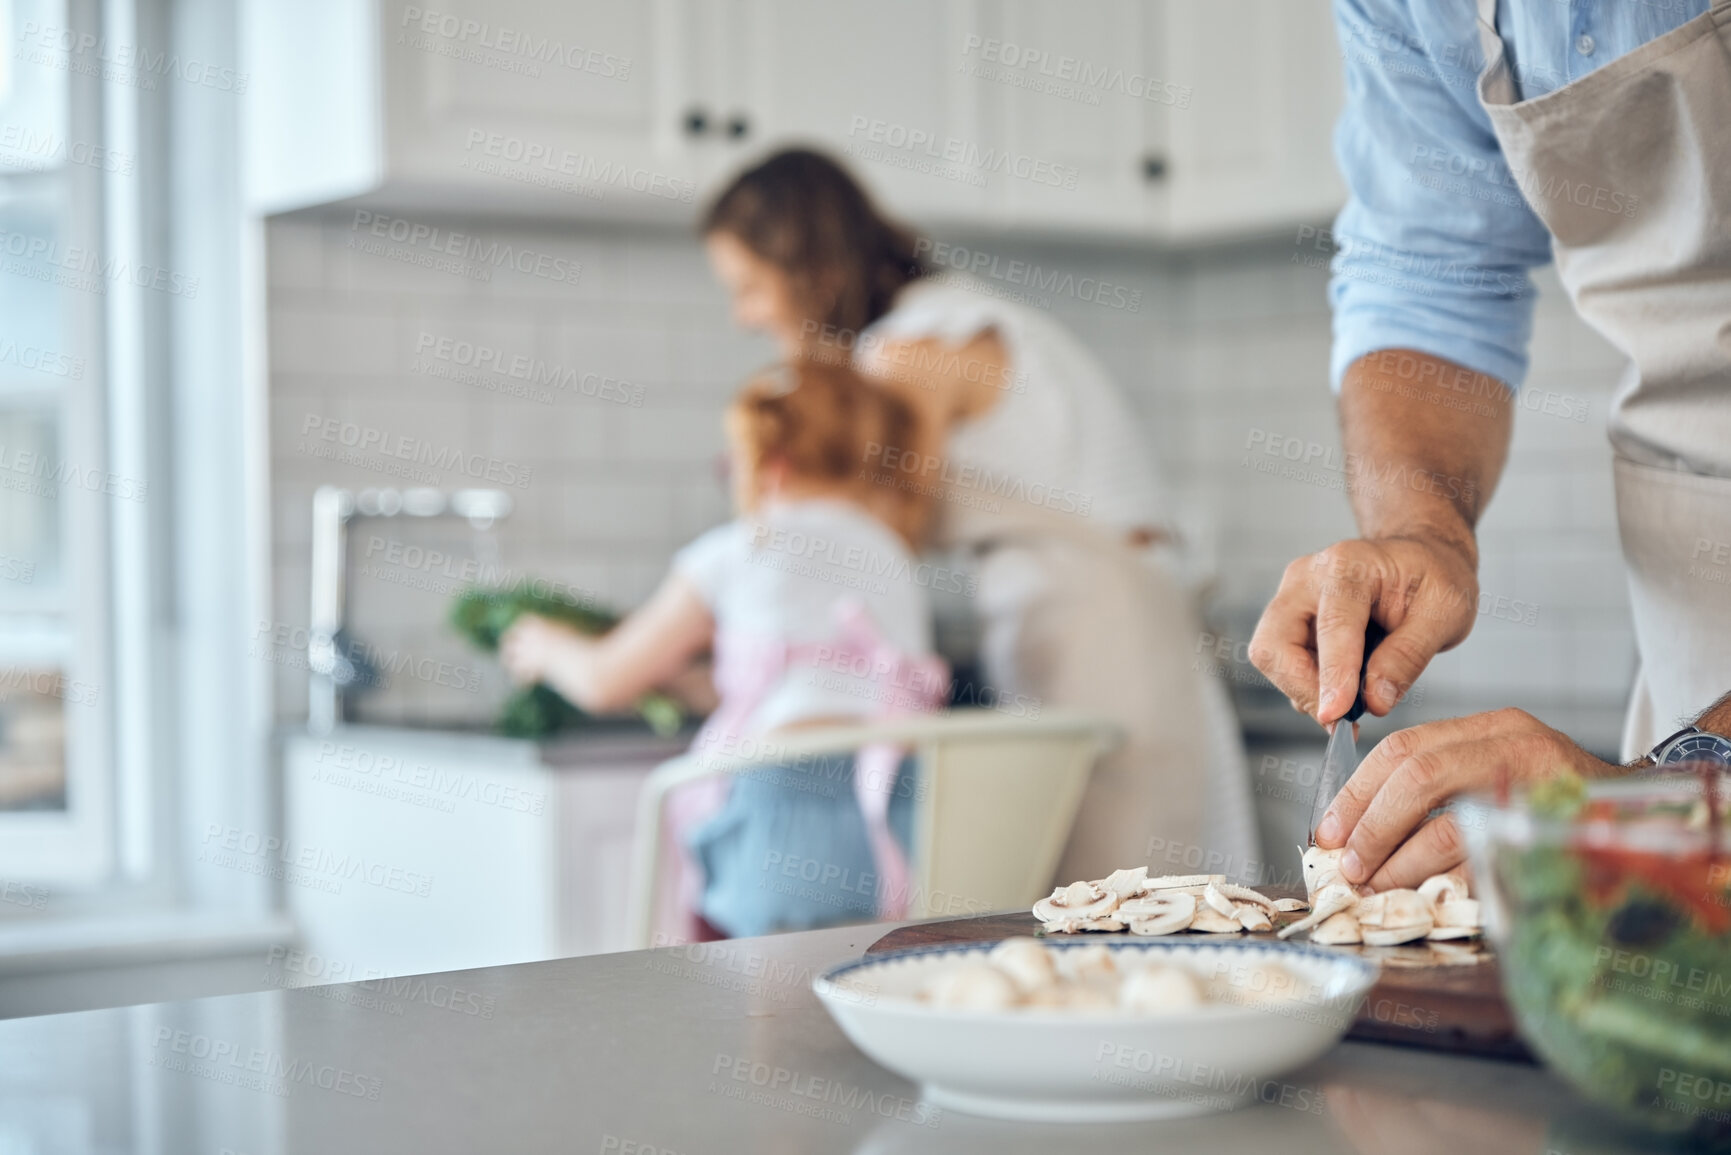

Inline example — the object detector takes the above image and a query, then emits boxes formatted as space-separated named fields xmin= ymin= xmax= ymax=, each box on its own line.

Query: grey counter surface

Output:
xmin=0 ymin=921 xmax=1665 ymax=1154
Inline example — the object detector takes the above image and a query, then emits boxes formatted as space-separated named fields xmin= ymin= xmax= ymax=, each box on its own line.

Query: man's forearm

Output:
xmin=1339 ymin=349 xmax=1514 ymax=566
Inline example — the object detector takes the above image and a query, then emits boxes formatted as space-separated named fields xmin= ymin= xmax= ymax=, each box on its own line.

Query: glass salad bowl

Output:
xmin=1455 ymin=771 xmax=1731 ymax=1148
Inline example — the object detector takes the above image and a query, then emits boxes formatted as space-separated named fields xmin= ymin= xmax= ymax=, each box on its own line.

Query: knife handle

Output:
xmin=1343 ymin=620 xmax=1388 ymax=724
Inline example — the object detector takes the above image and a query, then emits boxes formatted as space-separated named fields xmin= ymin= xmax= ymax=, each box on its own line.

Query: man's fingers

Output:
xmin=1361 ymin=615 xmax=1449 ymax=717
xmin=1313 ymin=732 xmax=1403 ymax=850
xmin=1362 ymin=815 xmax=1468 ymax=892
xmin=1321 ymin=715 xmax=1490 ymax=852
xmin=1249 ymin=585 xmax=1323 ymax=719
xmin=1342 ymin=733 xmax=1493 ymax=884
xmin=1309 ymin=557 xmax=1377 ymax=724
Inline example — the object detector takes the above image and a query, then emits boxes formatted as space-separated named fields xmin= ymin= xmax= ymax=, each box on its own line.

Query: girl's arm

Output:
xmin=499 ymin=574 xmax=715 ymax=714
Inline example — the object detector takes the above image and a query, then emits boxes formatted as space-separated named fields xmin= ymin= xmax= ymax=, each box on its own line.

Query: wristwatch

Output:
xmin=1636 ymin=724 xmax=1731 ymax=771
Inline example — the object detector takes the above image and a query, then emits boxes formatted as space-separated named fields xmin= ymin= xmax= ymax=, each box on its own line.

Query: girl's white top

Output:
xmin=674 ymin=497 xmax=936 ymax=738
xmin=857 ymin=274 xmax=1169 ymax=547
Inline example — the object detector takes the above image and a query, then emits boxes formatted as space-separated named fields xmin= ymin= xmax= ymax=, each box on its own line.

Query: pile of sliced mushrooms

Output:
xmin=919 ymin=937 xmax=1313 ymax=1013
xmin=1032 ymin=847 xmax=1482 ymax=951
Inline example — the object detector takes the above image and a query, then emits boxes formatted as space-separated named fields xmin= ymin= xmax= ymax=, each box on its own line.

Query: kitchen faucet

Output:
xmin=306 ymin=485 xmax=513 ymax=734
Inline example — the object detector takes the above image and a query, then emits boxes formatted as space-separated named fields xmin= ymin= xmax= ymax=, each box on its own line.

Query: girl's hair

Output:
xmin=727 ymin=359 xmax=930 ymax=547
xmin=701 ymin=148 xmax=927 ymax=336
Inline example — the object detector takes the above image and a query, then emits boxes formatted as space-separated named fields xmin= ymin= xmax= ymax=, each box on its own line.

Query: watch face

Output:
xmin=1657 ymin=731 xmax=1731 ymax=769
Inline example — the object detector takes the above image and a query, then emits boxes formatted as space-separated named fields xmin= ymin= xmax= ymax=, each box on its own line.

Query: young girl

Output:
xmin=500 ymin=361 xmax=946 ymax=939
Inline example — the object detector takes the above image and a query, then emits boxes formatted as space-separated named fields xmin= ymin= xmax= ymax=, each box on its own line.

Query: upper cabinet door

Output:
xmin=380 ymin=0 xmax=700 ymax=215
xmin=250 ymin=0 xmax=1345 ymax=238
xmin=1159 ymin=0 xmax=1345 ymax=240
xmin=734 ymin=0 xmax=988 ymax=223
xmin=979 ymin=0 xmax=1165 ymax=236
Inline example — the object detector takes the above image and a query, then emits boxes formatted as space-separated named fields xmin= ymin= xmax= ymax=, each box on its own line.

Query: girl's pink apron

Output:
xmin=653 ymin=598 xmax=949 ymax=943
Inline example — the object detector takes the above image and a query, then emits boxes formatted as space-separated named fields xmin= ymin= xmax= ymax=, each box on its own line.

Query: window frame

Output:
xmin=0 ymin=0 xmax=117 ymax=887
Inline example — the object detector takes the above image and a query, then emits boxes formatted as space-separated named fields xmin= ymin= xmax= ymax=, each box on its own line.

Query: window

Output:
xmin=0 ymin=0 xmax=117 ymax=885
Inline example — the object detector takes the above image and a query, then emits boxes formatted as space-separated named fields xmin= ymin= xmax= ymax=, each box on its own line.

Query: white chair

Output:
xmin=625 ymin=710 xmax=1121 ymax=948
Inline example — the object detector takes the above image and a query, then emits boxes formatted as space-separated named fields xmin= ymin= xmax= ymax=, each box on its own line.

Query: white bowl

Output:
xmin=813 ymin=938 xmax=1378 ymax=1124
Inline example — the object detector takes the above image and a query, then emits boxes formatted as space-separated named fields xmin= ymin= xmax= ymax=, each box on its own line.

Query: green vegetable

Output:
xmin=1528 ymin=771 xmax=1588 ymax=819
xmin=1496 ymin=779 xmax=1731 ymax=1148
xmin=449 ymin=584 xmax=684 ymax=739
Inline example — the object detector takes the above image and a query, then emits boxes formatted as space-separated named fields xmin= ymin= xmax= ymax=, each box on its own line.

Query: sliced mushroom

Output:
xmin=1120 ymin=965 xmax=1204 ymax=1012
xmin=1095 ymin=866 xmax=1151 ymax=901
xmin=1357 ymin=889 xmax=1433 ymax=932
xmin=1363 ymin=923 xmax=1434 ymax=946
xmin=1272 ymin=897 xmax=1310 ymax=913
xmin=1425 ymin=924 xmax=1480 ymax=941
xmin=925 ymin=963 xmax=1018 ymax=1010
xmin=1233 ymin=904 xmax=1274 ymax=933
xmin=1418 ymin=872 xmax=1469 ymax=908
xmin=1032 ymin=879 xmax=1119 ymax=931
xmin=1214 ymin=883 xmax=1280 ymax=913
xmin=988 ymin=937 xmax=1058 ymax=994
xmin=1139 ymin=873 xmax=1227 ymax=892
xmin=1202 ymin=881 xmax=1238 ymax=918
xmin=1309 ymin=910 xmax=1363 ymax=945
xmin=1058 ymin=944 xmax=1119 ymax=982
xmin=1356 ymin=889 xmax=1434 ymax=944
xmin=1278 ymin=882 xmax=1359 ymax=939
xmin=1300 ymin=846 xmax=1349 ymax=899
xmin=1026 ymin=984 xmax=1116 ymax=1010
xmin=1189 ymin=904 xmax=1246 ymax=934
xmin=1433 ymin=898 xmax=1481 ymax=929
xmin=1119 ymin=891 xmax=1196 ymax=937
xmin=1072 ymin=917 xmax=1126 ymax=933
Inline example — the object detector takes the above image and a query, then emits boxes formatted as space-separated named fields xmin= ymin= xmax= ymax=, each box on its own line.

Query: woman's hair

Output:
xmin=701 ymin=148 xmax=927 ymax=336
xmin=727 ymin=359 xmax=930 ymax=547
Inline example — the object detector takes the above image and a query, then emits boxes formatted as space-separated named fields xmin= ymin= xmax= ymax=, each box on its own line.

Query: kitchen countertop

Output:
xmin=282 ymin=720 xmax=694 ymax=770
xmin=0 ymin=922 xmax=1665 ymax=1154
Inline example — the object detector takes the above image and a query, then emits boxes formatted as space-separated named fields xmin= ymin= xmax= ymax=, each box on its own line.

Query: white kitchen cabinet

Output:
xmin=976 ymin=0 xmax=1164 ymax=234
xmin=976 ymin=0 xmax=1343 ymax=240
xmin=1159 ymin=0 xmax=1345 ymax=240
xmin=381 ymin=0 xmax=679 ymax=191
xmin=279 ymin=726 xmax=684 ymax=978
xmin=245 ymin=0 xmax=700 ymax=220
xmin=244 ymin=0 xmax=1343 ymax=241
xmin=735 ymin=0 xmax=987 ymax=221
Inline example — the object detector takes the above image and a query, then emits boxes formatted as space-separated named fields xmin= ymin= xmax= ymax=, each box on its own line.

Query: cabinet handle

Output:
xmin=726 ymin=114 xmax=751 ymax=140
xmin=1141 ymin=154 xmax=1168 ymax=182
xmin=684 ymin=108 xmax=709 ymax=136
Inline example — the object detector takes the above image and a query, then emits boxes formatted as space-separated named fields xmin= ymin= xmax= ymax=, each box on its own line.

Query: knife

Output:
xmin=1308 ymin=620 xmax=1388 ymax=843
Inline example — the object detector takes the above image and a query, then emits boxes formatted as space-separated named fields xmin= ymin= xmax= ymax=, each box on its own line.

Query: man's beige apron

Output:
xmin=1476 ymin=0 xmax=1731 ymax=756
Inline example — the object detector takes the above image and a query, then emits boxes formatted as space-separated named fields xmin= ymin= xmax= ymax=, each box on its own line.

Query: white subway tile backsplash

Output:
xmin=266 ymin=219 xmax=327 ymax=290
xmin=270 ymin=306 xmax=399 ymax=376
xmin=618 ymin=235 xmax=726 ymax=307
xmin=552 ymin=478 xmax=684 ymax=543
xmin=321 ymin=217 xmax=488 ymax=301
xmin=615 ymin=403 xmax=728 ymax=464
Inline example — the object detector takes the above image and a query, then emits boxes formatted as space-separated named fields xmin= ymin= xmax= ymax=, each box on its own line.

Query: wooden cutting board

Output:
xmin=867 ymin=900 xmax=1533 ymax=1062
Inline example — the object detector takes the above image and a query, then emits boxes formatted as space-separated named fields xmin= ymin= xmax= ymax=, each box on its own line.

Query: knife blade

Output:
xmin=1308 ymin=620 xmax=1388 ymax=843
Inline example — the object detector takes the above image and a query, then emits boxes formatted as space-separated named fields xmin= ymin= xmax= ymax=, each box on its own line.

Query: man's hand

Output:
xmin=1250 ymin=349 xmax=1513 ymax=724
xmin=1249 ymin=534 xmax=1479 ymax=724
xmin=1314 ymin=708 xmax=1618 ymax=890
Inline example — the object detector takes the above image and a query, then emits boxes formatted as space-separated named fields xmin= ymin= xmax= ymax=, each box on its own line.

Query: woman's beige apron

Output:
xmin=1476 ymin=0 xmax=1731 ymax=755
xmin=945 ymin=499 xmax=1256 ymax=887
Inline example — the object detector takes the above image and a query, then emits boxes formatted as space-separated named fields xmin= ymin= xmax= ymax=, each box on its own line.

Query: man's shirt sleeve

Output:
xmin=1328 ymin=0 xmax=1554 ymax=392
